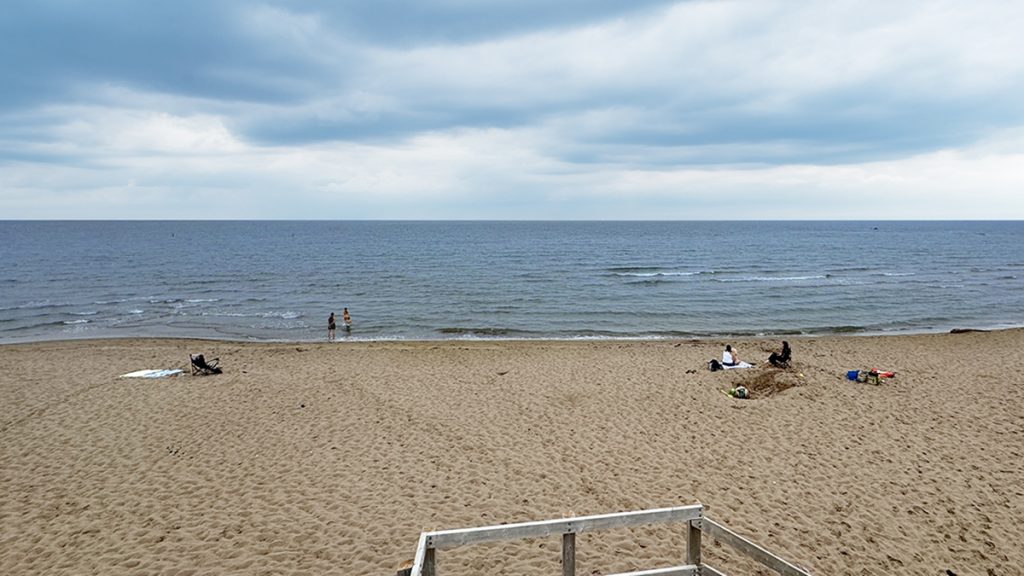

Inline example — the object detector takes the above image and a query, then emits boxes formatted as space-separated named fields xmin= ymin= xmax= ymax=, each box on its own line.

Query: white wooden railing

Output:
xmin=398 ymin=504 xmax=811 ymax=576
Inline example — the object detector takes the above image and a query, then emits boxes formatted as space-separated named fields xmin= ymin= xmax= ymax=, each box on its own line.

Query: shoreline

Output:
xmin=2 ymin=322 xmax=1019 ymax=348
xmin=2 ymin=330 xmax=1022 ymax=575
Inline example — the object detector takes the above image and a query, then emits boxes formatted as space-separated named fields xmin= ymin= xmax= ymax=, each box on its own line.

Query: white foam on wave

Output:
xmin=715 ymin=275 xmax=828 ymax=283
xmin=615 ymin=271 xmax=698 ymax=278
xmin=63 ymin=319 xmax=90 ymax=325
xmin=254 ymin=310 xmax=302 ymax=320
xmin=10 ymin=301 xmax=58 ymax=311
xmin=199 ymin=310 xmax=302 ymax=319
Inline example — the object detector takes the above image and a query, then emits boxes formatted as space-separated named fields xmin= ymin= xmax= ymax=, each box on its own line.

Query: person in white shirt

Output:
xmin=722 ymin=344 xmax=739 ymax=366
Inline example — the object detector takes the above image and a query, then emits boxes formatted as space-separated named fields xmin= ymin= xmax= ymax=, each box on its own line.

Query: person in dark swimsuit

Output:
xmin=328 ymin=312 xmax=336 ymax=341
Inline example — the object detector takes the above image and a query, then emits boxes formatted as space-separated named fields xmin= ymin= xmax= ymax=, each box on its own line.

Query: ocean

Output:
xmin=1 ymin=221 xmax=1022 ymax=343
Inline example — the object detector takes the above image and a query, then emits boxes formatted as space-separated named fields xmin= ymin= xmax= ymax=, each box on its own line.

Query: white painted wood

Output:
xmin=605 ymin=565 xmax=699 ymax=576
xmin=406 ymin=506 xmax=811 ymax=576
xmin=700 ymin=518 xmax=811 ymax=576
xmin=426 ymin=504 xmax=703 ymax=550
xmin=699 ymin=564 xmax=728 ymax=576
xmin=409 ymin=532 xmax=428 ymax=576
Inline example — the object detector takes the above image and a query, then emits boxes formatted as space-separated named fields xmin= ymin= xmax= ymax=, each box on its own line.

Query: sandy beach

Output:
xmin=1 ymin=330 xmax=1022 ymax=575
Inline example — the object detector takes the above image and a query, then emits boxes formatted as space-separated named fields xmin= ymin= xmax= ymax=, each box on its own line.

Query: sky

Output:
xmin=2 ymin=0 xmax=1024 ymax=220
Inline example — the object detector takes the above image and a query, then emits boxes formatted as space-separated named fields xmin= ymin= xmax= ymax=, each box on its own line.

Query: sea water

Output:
xmin=1 ymin=221 xmax=1022 ymax=343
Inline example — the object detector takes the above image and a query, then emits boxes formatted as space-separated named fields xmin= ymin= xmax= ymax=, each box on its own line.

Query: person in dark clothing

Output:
xmin=768 ymin=340 xmax=791 ymax=368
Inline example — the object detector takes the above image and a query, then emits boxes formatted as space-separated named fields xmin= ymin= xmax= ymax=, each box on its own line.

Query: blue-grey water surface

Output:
xmin=1 ymin=221 xmax=1022 ymax=343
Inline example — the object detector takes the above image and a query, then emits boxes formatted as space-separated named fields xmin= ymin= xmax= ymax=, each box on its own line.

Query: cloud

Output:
xmin=227 ymin=0 xmax=1024 ymax=160
xmin=4 ymin=119 xmax=1022 ymax=219
xmin=1 ymin=0 xmax=1024 ymax=218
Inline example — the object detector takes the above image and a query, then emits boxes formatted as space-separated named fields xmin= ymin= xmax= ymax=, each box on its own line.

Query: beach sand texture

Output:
xmin=1 ymin=331 xmax=1022 ymax=575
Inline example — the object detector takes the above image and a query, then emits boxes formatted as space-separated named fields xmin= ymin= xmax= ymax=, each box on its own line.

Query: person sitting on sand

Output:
xmin=722 ymin=344 xmax=739 ymax=367
xmin=768 ymin=340 xmax=791 ymax=368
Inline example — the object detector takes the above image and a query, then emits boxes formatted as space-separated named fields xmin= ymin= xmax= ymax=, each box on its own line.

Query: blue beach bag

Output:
xmin=846 ymin=370 xmax=860 ymax=381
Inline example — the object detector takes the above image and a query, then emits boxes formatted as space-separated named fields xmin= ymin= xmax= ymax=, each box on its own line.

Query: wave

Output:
xmin=828 ymin=266 xmax=875 ymax=273
xmin=185 ymin=298 xmax=221 ymax=303
xmin=197 ymin=310 xmax=302 ymax=319
xmin=437 ymin=326 xmax=520 ymax=337
xmin=625 ymin=279 xmax=671 ymax=286
xmin=606 ymin=266 xmax=664 ymax=273
xmin=816 ymin=324 xmax=864 ymax=334
xmin=0 ymin=301 xmax=63 ymax=312
xmin=881 ymin=272 xmax=916 ymax=277
xmin=176 ymin=279 xmax=222 ymax=286
xmin=614 ymin=271 xmax=698 ymax=278
xmin=765 ymin=324 xmax=867 ymax=335
xmin=70 ymin=311 xmax=99 ymax=316
xmin=713 ymin=274 xmax=829 ymax=283
xmin=1 ymin=318 xmax=84 ymax=332
xmin=436 ymin=325 xmax=729 ymax=339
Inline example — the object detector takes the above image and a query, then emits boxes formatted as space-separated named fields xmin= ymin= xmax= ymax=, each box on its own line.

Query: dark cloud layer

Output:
xmin=301 ymin=0 xmax=680 ymax=46
xmin=1 ymin=1 xmax=676 ymax=108
xmin=1 ymin=1 xmax=332 ymax=108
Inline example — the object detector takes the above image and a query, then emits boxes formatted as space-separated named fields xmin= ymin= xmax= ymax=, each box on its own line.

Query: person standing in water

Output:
xmin=327 ymin=312 xmax=336 ymax=341
xmin=342 ymin=308 xmax=352 ymax=332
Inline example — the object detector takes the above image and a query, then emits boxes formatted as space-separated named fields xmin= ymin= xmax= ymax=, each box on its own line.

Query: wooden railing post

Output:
xmin=423 ymin=548 xmax=435 ymax=576
xmin=686 ymin=518 xmax=702 ymax=566
xmin=562 ymin=532 xmax=576 ymax=576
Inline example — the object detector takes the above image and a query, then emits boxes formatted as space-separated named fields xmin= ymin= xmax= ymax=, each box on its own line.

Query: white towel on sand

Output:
xmin=119 ymin=369 xmax=183 ymax=378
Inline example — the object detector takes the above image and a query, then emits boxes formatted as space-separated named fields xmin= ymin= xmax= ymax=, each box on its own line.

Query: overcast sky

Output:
xmin=2 ymin=0 xmax=1023 ymax=219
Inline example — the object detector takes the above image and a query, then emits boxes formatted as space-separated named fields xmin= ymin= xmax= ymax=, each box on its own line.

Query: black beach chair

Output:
xmin=190 ymin=354 xmax=222 ymax=375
